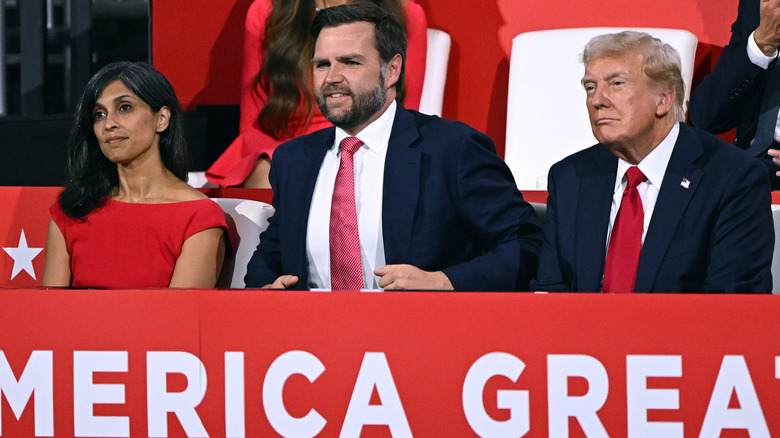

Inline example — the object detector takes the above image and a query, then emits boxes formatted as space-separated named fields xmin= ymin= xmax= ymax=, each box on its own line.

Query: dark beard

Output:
xmin=316 ymin=73 xmax=387 ymax=131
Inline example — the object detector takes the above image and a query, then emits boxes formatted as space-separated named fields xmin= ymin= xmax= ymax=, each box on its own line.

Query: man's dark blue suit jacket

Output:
xmin=531 ymin=123 xmax=773 ymax=293
xmin=245 ymin=104 xmax=542 ymax=291
xmin=689 ymin=0 xmax=780 ymax=188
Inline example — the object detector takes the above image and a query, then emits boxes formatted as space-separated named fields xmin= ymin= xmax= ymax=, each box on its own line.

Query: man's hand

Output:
xmin=755 ymin=0 xmax=780 ymax=56
xmin=769 ymin=144 xmax=780 ymax=176
xmin=374 ymin=264 xmax=454 ymax=290
xmin=262 ymin=275 xmax=299 ymax=289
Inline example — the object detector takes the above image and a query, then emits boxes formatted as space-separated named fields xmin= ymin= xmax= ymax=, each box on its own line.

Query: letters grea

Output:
xmin=0 ymin=350 xmax=777 ymax=436
xmin=462 ymin=353 xmax=774 ymax=438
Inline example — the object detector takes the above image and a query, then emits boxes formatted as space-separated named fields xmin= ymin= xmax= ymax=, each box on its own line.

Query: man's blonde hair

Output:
xmin=582 ymin=31 xmax=685 ymax=122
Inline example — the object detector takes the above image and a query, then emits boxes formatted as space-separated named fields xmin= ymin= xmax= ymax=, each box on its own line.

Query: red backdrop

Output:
xmin=152 ymin=0 xmax=739 ymax=157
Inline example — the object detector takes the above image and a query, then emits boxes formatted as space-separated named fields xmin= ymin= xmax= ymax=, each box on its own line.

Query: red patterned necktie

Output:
xmin=602 ymin=166 xmax=646 ymax=293
xmin=330 ymin=137 xmax=364 ymax=290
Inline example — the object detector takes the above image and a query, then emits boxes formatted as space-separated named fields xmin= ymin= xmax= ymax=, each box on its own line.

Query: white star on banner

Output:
xmin=3 ymin=230 xmax=43 ymax=280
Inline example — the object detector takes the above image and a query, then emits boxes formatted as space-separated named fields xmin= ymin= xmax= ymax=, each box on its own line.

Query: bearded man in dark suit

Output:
xmin=246 ymin=2 xmax=542 ymax=291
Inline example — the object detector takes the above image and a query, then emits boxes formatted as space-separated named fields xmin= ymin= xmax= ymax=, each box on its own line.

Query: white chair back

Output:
xmin=530 ymin=202 xmax=547 ymax=227
xmin=212 ymin=198 xmax=274 ymax=288
xmin=771 ymin=205 xmax=780 ymax=294
xmin=419 ymin=28 xmax=452 ymax=116
xmin=504 ymin=27 xmax=698 ymax=190
xmin=187 ymin=171 xmax=216 ymax=188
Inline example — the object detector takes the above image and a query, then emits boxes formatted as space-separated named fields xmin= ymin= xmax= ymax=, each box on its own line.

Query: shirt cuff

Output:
xmin=748 ymin=30 xmax=778 ymax=69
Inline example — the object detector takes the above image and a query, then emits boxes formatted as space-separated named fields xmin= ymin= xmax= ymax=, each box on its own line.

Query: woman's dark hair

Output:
xmin=59 ymin=61 xmax=189 ymax=218
xmin=256 ymin=0 xmax=406 ymax=140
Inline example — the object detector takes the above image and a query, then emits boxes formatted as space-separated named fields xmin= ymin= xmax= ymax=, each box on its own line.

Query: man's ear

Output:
xmin=655 ymin=87 xmax=675 ymax=118
xmin=156 ymin=106 xmax=171 ymax=132
xmin=384 ymin=54 xmax=403 ymax=89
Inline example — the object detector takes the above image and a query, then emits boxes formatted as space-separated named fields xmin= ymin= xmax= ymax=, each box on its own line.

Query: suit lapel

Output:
xmin=749 ymin=62 xmax=780 ymax=155
xmin=574 ymin=146 xmax=616 ymax=291
xmin=634 ymin=124 xmax=703 ymax=291
xmin=382 ymin=105 xmax=421 ymax=264
xmin=291 ymin=130 xmax=333 ymax=283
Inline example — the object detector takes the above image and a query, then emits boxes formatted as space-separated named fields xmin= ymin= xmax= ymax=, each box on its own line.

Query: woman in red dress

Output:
xmin=43 ymin=62 xmax=228 ymax=288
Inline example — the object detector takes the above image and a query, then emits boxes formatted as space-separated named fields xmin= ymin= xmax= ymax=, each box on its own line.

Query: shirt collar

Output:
xmin=614 ymin=122 xmax=680 ymax=192
xmin=333 ymin=100 xmax=397 ymax=156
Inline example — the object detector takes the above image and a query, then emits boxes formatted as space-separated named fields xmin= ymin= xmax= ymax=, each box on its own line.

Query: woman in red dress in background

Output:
xmin=205 ymin=0 xmax=427 ymax=187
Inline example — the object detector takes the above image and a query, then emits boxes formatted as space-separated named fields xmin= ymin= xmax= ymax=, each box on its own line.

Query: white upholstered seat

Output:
xmin=212 ymin=198 xmax=274 ymax=288
xmin=419 ymin=28 xmax=452 ymax=116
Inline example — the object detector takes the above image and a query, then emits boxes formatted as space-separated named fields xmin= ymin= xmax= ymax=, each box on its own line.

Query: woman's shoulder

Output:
xmin=105 ymin=196 xmax=224 ymax=226
xmin=49 ymin=200 xmax=72 ymax=226
xmin=167 ymin=198 xmax=225 ymax=223
xmin=403 ymin=0 xmax=424 ymax=16
xmin=170 ymin=183 xmax=211 ymax=202
xmin=402 ymin=0 xmax=427 ymax=24
xmin=139 ymin=178 xmax=210 ymax=203
xmin=110 ymin=180 xmax=208 ymax=205
xmin=246 ymin=0 xmax=273 ymax=32
xmin=153 ymin=183 xmax=223 ymax=216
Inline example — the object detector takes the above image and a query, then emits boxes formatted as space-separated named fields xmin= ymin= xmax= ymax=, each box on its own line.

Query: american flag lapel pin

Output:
xmin=680 ymin=178 xmax=690 ymax=189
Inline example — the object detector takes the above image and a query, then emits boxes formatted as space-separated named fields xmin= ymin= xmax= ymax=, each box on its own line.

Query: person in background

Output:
xmin=531 ymin=31 xmax=773 ymax=293
xmin=245 ymin=2 xmax=541 ymax=291
xmin=689 ymin=0 xmax=780 ymax=189
xmin=205 ymin=0 xmax=427 ymax=188
xmin=43 ymin=62 xmax=228 ymax=288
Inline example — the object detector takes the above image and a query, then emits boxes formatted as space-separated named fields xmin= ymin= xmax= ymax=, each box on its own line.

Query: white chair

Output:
xmin=530 ymin=202 xmax=547 ymax=227
xmin=504 ymin=27 xmax=698 ymax=190
xmin=419 ymin=28 xmax=451 ymax=116
xmin=212 ymin=198 xmax=275 ymax=288
xmin=188 ymin=171 xmax=217 ymax=188
xmin=771 ymin=205 xmax=780 ymax=294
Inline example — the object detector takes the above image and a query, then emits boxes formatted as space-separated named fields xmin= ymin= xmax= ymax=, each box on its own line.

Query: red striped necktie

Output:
xmin=330 ymin=137 xmax=364 ymax=290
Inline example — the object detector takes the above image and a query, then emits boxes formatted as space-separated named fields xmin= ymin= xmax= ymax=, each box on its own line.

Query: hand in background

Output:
xmin=754 ymin=0 xmax=780 ymax=55
xmin=769 ymin=143 xmax=780 ymax=176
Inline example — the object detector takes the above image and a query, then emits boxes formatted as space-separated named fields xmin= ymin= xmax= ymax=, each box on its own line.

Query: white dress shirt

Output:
xmin=606 ymin=122 xmax=680 ymax=251
xmin=747 ymin=31 xmax=780 ymax=137
xmin=306 ymin=101 xmax=397 ymax=289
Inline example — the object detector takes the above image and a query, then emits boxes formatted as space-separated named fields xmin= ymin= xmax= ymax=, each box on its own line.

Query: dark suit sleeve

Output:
xmin=689 ymin=0 xmax=771 ymax=135
xmin=244 ymin=156 xmax=284 ymax=287
xmin=438 ymin=130 xmax=542 ymax=291
xmin=529 ymin=168 xmax=571 ymax=292
xmin=702 ymin=156 xmax=773 ymax=293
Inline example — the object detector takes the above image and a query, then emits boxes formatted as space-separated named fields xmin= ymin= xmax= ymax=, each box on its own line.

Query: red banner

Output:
xmin=0 ymin=187 xmax=60 ymax=287
xmin=1 ymin=289 xmax=779 ymax=437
